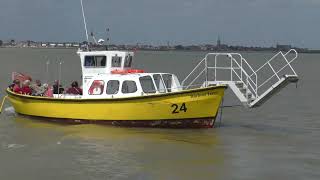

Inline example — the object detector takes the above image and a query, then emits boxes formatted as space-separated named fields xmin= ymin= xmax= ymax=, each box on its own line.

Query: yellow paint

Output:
xmin=6 ymin=86 xmax=226 ymax=121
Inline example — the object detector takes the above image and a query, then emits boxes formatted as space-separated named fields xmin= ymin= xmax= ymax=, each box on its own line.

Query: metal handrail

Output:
xmin=181 ymin=57 xmax=206 ymax=86
xmin=226 ymin=54 xmax=258 ymax=97
xmin=185 ymin=68 xmax=206 ymax=89
xmin=250 ymin=49 xmax=298 ymax=77
xmin=251 ymin=49 xmax=298 ymax=92
xmin=182 ymin=53 xmax=259 ymax=97
xmin=241 ymin=57 xmax=258 ymax=95
xmin=231 ymin=68 xmax=257 ymax=97
xmin=182 ymin=49 xmax=298 ymax=99
xmin=251 ymin=51 xmax=281 ymax=76
xmin=281 ymin=50 xmax=298 ymax=76
xmin=257 ymin=52 xmax=298 ymax=89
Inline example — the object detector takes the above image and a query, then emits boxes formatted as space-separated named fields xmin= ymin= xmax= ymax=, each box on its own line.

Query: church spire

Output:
xmin=217 ymin=36 xmax=221 ymax=47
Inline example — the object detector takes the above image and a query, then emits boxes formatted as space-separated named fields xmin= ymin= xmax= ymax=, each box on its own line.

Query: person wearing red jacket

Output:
xmin=21 ymin=80 xmax=32 ymax=95
xmin=66 ymin=81 xmax=82 ymax=95
xmin=9 ymin=79 xmax=22 ymax=94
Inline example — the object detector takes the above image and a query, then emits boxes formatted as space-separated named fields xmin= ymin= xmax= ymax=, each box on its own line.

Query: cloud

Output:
xmin=0 ymin=0 xmax=319 ymax=48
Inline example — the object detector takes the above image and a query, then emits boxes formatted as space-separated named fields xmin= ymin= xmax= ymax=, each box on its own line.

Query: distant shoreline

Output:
xmin=1 ymin=46 xmax=319 ymax=54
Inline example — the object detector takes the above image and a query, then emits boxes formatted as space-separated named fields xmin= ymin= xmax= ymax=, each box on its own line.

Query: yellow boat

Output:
xmin=3 ymin=48 xmax=300 ymax=128
xmin=6 ymin=85 xmax=226 ymax=128
xmin=1 ymin=49 xmax=228 ymax=128
xmin=1 ymin=0 xmax=300 ymax=129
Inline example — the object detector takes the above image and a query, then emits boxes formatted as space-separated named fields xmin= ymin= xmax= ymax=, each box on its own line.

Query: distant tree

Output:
xmin=0 ymin=40 xmax=3 ymax=47
xmin=174 ymin=45 xmax=184 ymax=50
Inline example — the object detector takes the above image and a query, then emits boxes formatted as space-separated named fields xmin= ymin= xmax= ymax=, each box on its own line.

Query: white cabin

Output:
xmin=72 ymin=50 xmax=181 ymax=99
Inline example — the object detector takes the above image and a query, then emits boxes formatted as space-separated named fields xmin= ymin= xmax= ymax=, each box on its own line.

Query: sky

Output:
xmin=0 ymin=0 xmax=319 ymax=49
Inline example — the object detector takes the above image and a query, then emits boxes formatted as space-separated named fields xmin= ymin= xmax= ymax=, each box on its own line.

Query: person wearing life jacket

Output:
xmin=21 ymin=80 xmax=32 ymax=95
xmin=66 ymin=81 xmax=83 ymax=95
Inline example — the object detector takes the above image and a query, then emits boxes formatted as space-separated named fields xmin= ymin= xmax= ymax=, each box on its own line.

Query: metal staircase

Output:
xmin=181 ymin=49 xmax=299 ymax=108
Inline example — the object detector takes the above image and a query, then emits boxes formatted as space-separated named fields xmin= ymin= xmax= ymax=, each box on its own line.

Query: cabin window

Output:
xmin=88 ymin=80 xmax=105 ymax=95
xmin=124 ymin=55 xmax=133 ymax=67
xmin=162 ymin=74 xmax=172 ymax=92
xmin=112 ymin=55 xmax=122 ymax=67
xmin=121 ymin=81 xmax=137 ymax=94
xmin=139 ymin=76 xmax=156 ymax=94
xmin=106 ymin=80 xmax=120 ymax=94
xmin=153 ymin=74 xmax=166 ymax=93
xmin=84 ymin=56 xmax=106 ymax=67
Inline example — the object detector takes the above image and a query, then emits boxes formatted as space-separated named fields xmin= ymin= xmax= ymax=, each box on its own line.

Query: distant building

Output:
xmin=72 ymin=43 xmax=80 ymax=47
xmin=276 ymin=44 xmax=292 ymax=51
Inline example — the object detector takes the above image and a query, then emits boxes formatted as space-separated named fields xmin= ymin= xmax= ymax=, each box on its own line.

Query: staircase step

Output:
xmin=239 ymin=88 xmax=247 ymax=94
xmin=235 ymin=82 xmax=244 ymax=88
xmin=246 ymin=93 xmax=252 ymax=98
xmin=250 ymin=74 xmax=299 ymax=108
xmin=247 ymin=97 xmax=255 ymax=102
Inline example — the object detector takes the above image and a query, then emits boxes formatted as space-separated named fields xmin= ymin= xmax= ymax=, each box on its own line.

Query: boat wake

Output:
xmin=2 ymin=143 xmax=26 ymax=150
xmin=4 ymin=106 xmax=15 ymax=115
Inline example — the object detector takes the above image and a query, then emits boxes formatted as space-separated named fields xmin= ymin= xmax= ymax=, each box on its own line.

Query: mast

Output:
xmin=80 ymin=0 xmax=89 ymax=45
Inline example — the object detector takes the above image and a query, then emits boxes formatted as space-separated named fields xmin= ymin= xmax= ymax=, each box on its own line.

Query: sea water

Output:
xmin=0 ymin=48 xmax=319 ymax=180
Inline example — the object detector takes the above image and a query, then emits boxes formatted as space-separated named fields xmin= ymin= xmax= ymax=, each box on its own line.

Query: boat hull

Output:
xmin=7 ymin=86 xmax=226 ymax=128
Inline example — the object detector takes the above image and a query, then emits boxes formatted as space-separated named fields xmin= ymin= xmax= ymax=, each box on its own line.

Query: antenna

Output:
xmin=106 ymin=28 xmax=110 ymax=50
xmin=45 ymin=56 xmax=50 ymax=83
xmin=58 ymin=59 xmax=63 ymax=97
xmin=90 ymin=31 xmax=98 ymax=44
xmin=80 ymin=0 xmax=89 ymax=45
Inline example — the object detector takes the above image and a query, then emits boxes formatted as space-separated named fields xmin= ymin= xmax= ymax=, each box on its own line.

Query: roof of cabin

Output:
xmin=77 ymin=50 xmax=134 ymax=56
xmin=87 ymin=73 xmax=172 ymax=78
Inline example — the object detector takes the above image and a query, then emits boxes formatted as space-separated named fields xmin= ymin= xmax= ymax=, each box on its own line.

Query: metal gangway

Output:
xmin=181 ymin=49 xmax=299 ymax=108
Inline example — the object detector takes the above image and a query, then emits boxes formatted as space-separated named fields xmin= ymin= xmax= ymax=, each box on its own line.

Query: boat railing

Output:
xmin=181 ymin=53 xmax=258 ymax=97
xmin=250 ymin=49 xmax=298 ymax=93
xmin=181 ymin=49 xmax=299 ymax=100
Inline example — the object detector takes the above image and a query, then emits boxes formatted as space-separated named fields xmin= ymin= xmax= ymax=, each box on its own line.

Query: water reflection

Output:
xmin=13 ymin=115 xmax=219 ymax=144
xmin=10 ymin=115 xmax=224 ymax=180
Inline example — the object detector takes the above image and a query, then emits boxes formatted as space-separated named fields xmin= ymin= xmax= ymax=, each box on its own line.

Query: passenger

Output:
xmin=66 ymin=81 xmax=82 ymax=95
xmin=30 ymin=80 xmax=47 ymax=96
xmin=10 ymin=79 xmax=22 ymax=94
xmin=21 ymin=80 xmax=32 ymax=95
xmin=53 ymin=80 xmax=64 ymax=94
xmin=43 ymin=84 xmax=53 ymax=97
xmin=9 ymin=79 xmax=19 ymax=91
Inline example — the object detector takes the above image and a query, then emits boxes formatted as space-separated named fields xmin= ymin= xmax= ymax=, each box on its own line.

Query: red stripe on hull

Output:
xmin=17 ymin=114 xmax=216 ymax=128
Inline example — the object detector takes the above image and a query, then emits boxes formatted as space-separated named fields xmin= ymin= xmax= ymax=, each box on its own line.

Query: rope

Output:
xmin=218 ymin=98 xmax=224 ymax=127
xmin=0 ymin=95 xmax=8 ymax=114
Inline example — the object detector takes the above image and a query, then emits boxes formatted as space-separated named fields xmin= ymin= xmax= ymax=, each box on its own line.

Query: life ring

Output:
xmin=88 ymin=80 xmax=104 ymax=95
xmin=127 ymin=69 xmax=144 ymax=73
xmin=111 ymin=69 xmax=144 ymax=74
xmin=111 ymin=69 xmax=128 ymax=74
